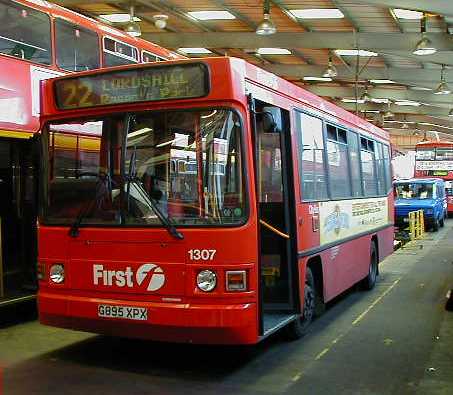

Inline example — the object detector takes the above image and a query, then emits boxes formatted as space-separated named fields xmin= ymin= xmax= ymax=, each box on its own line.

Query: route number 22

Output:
xmin=188 ymin=249 xmax=217 ymax=261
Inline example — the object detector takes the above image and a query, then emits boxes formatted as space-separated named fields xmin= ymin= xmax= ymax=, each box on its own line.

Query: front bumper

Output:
xmin=38 ymin=291 xmax=258 ymax=344
xmin=395 ymin=214 xmax=434 ymax=228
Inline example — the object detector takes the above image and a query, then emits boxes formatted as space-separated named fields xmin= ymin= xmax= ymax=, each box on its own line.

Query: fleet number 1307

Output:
xmin=188 ymin=249 xmax=217 ymax=261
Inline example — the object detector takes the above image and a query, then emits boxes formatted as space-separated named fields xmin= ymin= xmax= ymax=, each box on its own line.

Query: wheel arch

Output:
xmin=371 ymin=234 xmax=379 ymax=275
xmin=306 ymin=255 xmax=324 ymax=303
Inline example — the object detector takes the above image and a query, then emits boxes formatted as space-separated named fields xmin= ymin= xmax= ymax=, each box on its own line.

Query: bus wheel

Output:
xmin=361 ymin=242 xmax=378 ymax=290
xmin=284 ymin=267 xmax=315 ymax=340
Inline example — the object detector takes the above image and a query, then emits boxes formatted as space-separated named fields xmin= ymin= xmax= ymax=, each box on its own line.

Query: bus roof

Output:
xmin=41 ymin=57 xmax=389 ymax=142
xmin=416 ymin=140 xmax=453 ymax=149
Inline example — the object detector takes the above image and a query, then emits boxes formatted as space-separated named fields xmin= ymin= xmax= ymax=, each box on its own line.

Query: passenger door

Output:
xmin=251 ymin=100 xmax=298 ymax=333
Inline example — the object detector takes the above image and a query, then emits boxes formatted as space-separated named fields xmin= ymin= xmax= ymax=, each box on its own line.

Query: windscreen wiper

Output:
xmin=125 ymin=177 xmax=184 ymax=240
xmin=69 ymin=174 xmax=113 ymax=238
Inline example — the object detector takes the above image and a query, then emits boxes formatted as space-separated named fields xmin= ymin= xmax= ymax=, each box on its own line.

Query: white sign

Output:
xmin=319 ymin=197 xmax=389 ymax=245
xmin=416 ymin=161 xmax=453 ymax=171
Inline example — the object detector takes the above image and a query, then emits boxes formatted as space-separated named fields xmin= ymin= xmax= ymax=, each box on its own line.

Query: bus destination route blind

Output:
xmin=54 ymin=63 xmax=209 ymax=110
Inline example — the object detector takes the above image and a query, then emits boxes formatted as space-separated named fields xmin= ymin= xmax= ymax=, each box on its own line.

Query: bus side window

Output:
xmin=348 ymin=131 xmax=363 ymax=197
xmin=296 ymin=112 xmax=328 ymax=201
xmin=103 ymin=37 xmax=139 ymax=67
xmin=0 ymin=1 xmax=51 ymax=65
xmin=360 ymin=138 xmax=378 ymax=196
xmin=55 ymin=19 xmax=100 ymax=72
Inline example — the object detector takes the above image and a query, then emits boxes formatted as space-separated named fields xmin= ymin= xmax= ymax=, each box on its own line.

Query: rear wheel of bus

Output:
xmin=360 ymin=242 xmax=378 ymax=290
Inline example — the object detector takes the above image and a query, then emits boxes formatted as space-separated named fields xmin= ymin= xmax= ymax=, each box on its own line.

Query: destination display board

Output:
xmin=415 ymin=160 xmax=453 ymax=171
xmin=54 ymin=63 xmax=209 ymax=110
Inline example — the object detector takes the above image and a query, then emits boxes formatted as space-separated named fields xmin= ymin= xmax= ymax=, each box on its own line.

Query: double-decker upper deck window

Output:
xmin=55 ymin=19 xmax=100 ymax=72
xmin=436 ymin=148 xmax=453 ymax=161
xmin=0 ymin=0 xmax=51 ymax=65
xmin=361 ymin=137 xmax=378 ymax=196
xmin=297 ymin=112 xmax=328 ymax=201
xmin=142 ymin=51 xmax=165 ymax=63
xmin=103 ymin=37 xmax=138 ymax=67
xmin=416 ymin=148 xmax=435 ymax=160
xmin=326 ymin=125 xmax=351 ymax=199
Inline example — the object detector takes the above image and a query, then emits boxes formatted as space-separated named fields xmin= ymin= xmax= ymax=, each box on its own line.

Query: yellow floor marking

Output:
xmin=314 ymin=348 xmax=330 ymax=360
xmin=291 ymin=372 xmax=303 ymax=382
xmin=352 ymin=278 xmax=401 ymax=326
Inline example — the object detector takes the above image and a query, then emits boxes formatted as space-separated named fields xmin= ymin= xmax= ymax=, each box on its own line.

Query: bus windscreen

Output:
xmin=54 ymin=63 xmax=209 ymax=110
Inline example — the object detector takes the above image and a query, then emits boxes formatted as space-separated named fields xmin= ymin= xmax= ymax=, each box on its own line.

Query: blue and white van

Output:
xmin=394 ymin=178 xmax=447 ymax=231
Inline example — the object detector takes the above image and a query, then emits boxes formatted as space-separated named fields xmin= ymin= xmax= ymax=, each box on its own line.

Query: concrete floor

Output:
xmin=1 ymin=224 xmax=453 ymax=395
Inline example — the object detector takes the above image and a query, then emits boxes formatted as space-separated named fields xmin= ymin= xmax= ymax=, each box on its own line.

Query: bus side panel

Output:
xmin=320 ymin=238 xmax=370 ymax=303
xmin=296 ymin=202 xmax=321 ymax=252
xmin=376 ymin=226 xmax=394 ymax=264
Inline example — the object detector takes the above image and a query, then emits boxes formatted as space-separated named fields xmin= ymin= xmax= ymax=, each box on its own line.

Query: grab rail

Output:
xmin=259 ymin=219 xmax=290 ymax=239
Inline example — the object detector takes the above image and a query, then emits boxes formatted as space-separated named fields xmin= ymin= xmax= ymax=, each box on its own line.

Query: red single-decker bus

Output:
xmin=37 ymin=58 xmax=394 ymax=344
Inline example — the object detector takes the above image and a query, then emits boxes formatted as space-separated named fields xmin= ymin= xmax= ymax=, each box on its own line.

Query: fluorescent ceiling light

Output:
xmin=413 ymin=36 xmax=437 ymax=56
xmin=100 ymin=14 xmax=141 ymax=23
xmin=257 ymin=47 xmax=291 ymax=55
xmin=419 ymin=122 xmax=453 ymax=130
xmin=341 ymin=98 xmax=365 ymax=103
xmin=371 ymin=98 xmax=390 ymax=103
xmin=289 ymin=9 xmax=344 ymax=19
xmin=370 ymin=79 xmax=395 ymax=84
xmin=178 ymin=47 xmax=212 ymax=54
xmin=410 ymin=86 xmax=432 ymax=91
xmin=360 ymin=110 xmax=380 ymax=113
xmin=385 ymin=120 xmax=416 ymax=124
xmin=303 ymin=76 xmax=332 ymax=82
xmin=128 ymin=127 xmax=153 ymax=139
xmin=187 ymin=11 xmax=236 ymax=20
xmin=393 ymin=9 xmax=423 ymax=20
xmin=395 ymin=100 xmax=421 ymax=106
xmin=335 ymin=49 xmax=378 ymax=57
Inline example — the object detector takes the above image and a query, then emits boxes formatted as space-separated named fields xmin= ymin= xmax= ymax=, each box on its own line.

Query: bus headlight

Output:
xmin=50 ymin=264 xmax=65 ymax=284
xmin=197 ymin=270 xmax=217 ymax=292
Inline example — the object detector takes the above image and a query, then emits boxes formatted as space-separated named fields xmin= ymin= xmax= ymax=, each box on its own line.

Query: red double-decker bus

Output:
xmin=415 ymin=140 xmax=453 ymax=213
xmin=0 ymin=0 xmax=180 ymax=306
xmin=37 ymin=57 xmax=394 ymax=344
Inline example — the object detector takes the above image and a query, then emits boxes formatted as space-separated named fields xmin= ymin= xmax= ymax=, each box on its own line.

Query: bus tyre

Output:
xmin=284 ymin=267 xmax=315 ymax=340
xmin=361 ymin=243 xmax=378 ymax=291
